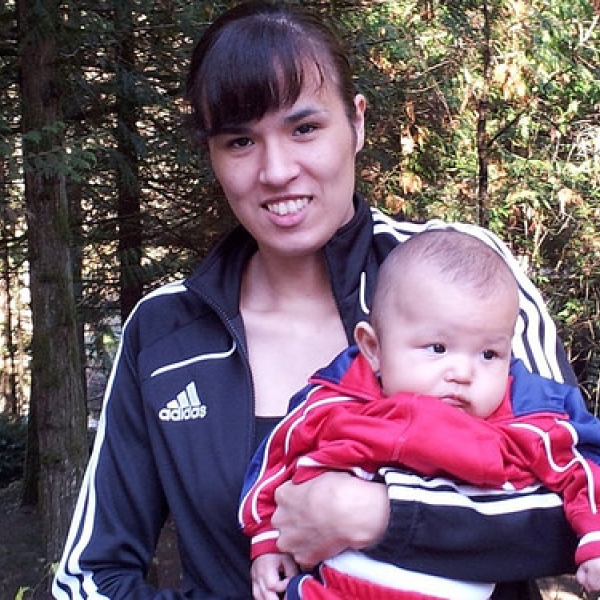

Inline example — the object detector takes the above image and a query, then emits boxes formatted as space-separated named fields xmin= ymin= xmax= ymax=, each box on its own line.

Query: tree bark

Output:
xmin=475 ymin=0 xmax=492 ymax=229
xmin=115 ymin=0 xmax=143 ymax=321
xmin=0 ymin=166 xmax=19 ymax=415
xmin=17 ymin=0 xmax=88 ymax=563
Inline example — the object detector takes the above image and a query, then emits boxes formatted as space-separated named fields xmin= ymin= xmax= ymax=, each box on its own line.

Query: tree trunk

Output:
xmin=115 ymin=0 xmax=143 ymax=321
xmin=476 ymin=0 xmax=492 ymax=229
xmin=17 ymin=0 xmax=88 ymax=564
xmin=0 ymin=175 xmax=18 ymax=415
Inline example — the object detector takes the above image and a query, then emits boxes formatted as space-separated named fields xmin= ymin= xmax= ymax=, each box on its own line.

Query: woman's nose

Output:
xmin=258 ymin=141 xmax=300 ymax=186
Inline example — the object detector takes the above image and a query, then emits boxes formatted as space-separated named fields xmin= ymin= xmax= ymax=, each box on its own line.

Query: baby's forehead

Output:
xmin=397 ymin=243 xmax=516 ymax=292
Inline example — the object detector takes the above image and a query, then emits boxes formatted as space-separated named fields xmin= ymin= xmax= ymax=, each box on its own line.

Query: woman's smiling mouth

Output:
xmin=265 ymin=197 xmax=311 ymax=216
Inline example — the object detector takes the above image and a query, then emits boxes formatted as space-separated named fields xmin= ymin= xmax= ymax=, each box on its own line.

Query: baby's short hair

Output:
xmin=371 ymin=228 xmax=518 ymax=327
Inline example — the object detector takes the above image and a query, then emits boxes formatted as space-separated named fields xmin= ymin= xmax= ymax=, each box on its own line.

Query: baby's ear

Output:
xmin=354 ymin=321 xmax=381 ymax=373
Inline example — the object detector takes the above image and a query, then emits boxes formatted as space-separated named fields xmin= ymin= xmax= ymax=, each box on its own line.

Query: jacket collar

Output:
xmin=309 ymin=345 xmax=383 ymax=402
xmin=185 ymin=194 xmax=376 ymax=344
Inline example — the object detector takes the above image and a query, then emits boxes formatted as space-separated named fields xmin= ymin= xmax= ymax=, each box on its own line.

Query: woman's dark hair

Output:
xmin=185 ymin=1 xmax=356 ymax=144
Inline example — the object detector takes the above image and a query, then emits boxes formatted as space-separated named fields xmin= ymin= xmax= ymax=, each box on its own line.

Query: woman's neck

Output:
xmin=240 ymin=249 xmax=347 ymax=417
xmin=241 ymin=250 xmax=332 ymax=311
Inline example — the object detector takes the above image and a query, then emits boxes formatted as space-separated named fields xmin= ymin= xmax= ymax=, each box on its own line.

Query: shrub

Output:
xmin=0 ymin=414 xmax=27 ymax=488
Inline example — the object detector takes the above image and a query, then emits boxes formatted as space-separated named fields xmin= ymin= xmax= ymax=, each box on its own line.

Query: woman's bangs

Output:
xmin=202 ymin=24 xmax=318 ymax=135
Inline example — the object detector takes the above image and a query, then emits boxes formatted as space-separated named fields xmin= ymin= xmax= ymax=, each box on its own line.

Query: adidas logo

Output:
xmin=159 ymin=382 xmax=208 ymax=422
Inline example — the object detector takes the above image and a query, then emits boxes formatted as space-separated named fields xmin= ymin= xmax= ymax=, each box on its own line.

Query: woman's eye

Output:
xmin=228 ymin=137 xmax=253 ymax=149
xmin=295 ymin=123 xmax=317 ymax=136
xmin=482 ymin=349 xmax=497 ymax=360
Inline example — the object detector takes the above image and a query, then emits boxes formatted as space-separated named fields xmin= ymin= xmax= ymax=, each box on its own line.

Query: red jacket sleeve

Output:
xmin=294 ymin=394 xmax=521 ymax=487
xmin=239 ymin=391 xmax=364 ymax=559
xmin=501 ymin=417 xmax=600 ymax=565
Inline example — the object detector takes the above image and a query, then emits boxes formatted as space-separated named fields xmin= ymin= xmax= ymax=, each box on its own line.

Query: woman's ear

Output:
xmin=354 ymin=321 xmax=381 ymax=373
xmin=353 ymin=94 xmax=366 ymax=153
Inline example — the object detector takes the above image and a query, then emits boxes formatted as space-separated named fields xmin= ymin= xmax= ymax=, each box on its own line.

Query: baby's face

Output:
xmin=376 ymin=276 xmax=517 ymax=419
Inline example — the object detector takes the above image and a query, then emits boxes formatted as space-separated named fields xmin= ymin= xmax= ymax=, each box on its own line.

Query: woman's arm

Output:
xmin=273 ymin=471 xmax=577 ymax=581
xmin=272 ymin=473 xmax=388 ymax=570
xmin=374 ymin=468 xmax=577 ymax=581
xmin=52 ymin=310 xmax=186 ymax=600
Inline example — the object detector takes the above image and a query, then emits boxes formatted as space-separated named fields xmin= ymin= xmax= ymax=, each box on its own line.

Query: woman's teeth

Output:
xmin=266 ymin=197 xmax=310 ymax=216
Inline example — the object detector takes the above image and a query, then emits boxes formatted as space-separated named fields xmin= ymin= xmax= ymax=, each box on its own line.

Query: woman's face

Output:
xmin=207 ymin=77 xmax=366 ymax=259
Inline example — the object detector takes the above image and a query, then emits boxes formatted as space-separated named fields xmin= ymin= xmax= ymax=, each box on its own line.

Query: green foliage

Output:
xmin=11 ymin=561 xmax=58 ymax=600
xmin=0 ymin=414 xmax=27 ymax=487
xmin=333 ymin=0 xmax=600 ymax=405
xmin=14 ymin=587 xmax=30 ymax=600
xmin=1 ymin=0 xmax=598 ymax=411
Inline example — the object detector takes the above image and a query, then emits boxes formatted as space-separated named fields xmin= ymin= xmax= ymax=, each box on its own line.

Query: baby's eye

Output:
xmin=482 ymin=349 xmax=497 ymax=360
xmin=428 ymin=343 xmax=446 ymax=354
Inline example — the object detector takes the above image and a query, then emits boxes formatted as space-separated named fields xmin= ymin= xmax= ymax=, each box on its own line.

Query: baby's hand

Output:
xmin=577 ymin=556 xmax=600 ymax=592
xmin=251 ymin=552 xmax=299 ymax=600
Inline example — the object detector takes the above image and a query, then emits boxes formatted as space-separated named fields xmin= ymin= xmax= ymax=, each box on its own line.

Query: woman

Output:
xmin=53 ymin=2 xmax=577 ymax=599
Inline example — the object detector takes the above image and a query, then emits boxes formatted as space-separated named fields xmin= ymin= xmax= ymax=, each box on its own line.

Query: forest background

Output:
xmin=0 ymin=0 xmax=599 ymax=596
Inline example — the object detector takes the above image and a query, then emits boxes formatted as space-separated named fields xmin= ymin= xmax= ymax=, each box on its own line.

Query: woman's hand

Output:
xmin=271 ymin=472 xmax=389 ymax=569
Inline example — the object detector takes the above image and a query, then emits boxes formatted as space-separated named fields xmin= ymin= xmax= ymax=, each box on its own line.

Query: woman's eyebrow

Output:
xmin=216 ymin=124 xmax=252 ymax=136
xmin=284 ymin=106 xmax=326 ymax=124
xmin=212 ymin=106 xmax=327 ymax=136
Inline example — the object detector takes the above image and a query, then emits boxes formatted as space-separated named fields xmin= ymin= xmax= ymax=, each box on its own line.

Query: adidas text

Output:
xmin=159 ymin=382 xmax=208 ymax=422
